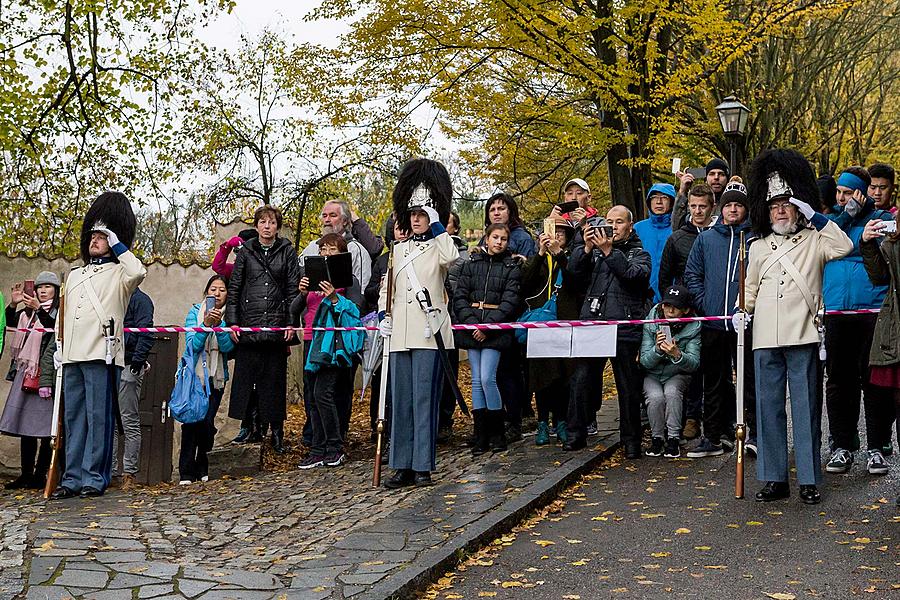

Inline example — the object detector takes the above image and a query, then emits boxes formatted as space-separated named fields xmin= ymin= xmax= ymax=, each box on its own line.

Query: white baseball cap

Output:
xmin=564 ymin=178 xmax=590 ymax=193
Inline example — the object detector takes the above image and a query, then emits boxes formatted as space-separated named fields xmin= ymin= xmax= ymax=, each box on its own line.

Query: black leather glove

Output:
xmin=129 ymin=360 xmax=146 ymax=376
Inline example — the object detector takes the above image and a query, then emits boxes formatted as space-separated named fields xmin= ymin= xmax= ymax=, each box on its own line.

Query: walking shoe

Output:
xmin=645 ymin=437 xmax=665 ymax=457
xmin=755 ymin=481 xmax=790 ymax=502
xmin=298 ymin=455 xmax=325 ymax=470
xmin=556 ymin=422 xmax=568 ymax=444
xmin=231 ymin=428 xmax=251 ymax=444
xmin=80 ymin=486 xmax=102 ymax=498
xmin=866 ymin=449 xmax=888 ymax=475
xmin=535 ymin=422 xmax=551 ymax=446
xmin=505 ymin=423 xmax=523 ymax=443
xmin=682 ymin=418 xmax=700 ymax=440
xmin=562 ymin=438 xmax=587 ymax=452
xmin=200 ymin=476 xmax=209 ymax=482
xmin=799 ymin=484 xmax=821 ymax=505
xmin=664 ymin=437 xmax=681 ymax=458
xmin=686 ymin=438 xmax=724 ymax=458
xmin=745 ymin=438 xmax=758 ymax=458
xmin=414 ymin=471 xmax=434 ymax=487
xmin=384 ymin=469 xmax=416 ymax=489
xmin=825 ymin=448 xmax=853 ymax=473
xmin=178 ymin=480 xmax=193 ymax=486
xmin=324 ymin=452 xmax=347 ymax=467
xmin=720 ymin=436 xmax=735 ymax=451
xmin=120 ymin=474 xmax=135 ymax=492
xmin=881 ymin=443 xmax=893 ymax=457
xmin=586 ymin=421 xmax=599 ymax=436
xmin=625 ymin=442 xmax=642 ymax=460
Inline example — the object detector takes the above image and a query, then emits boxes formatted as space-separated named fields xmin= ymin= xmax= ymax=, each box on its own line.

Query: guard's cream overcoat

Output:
xmin=745 ymin=218 xmax=852 ymax=350
xmin=379 ymin=232 xmax=459 ymax=352
xmin=61 ymin=250 xmax=147 ymax=367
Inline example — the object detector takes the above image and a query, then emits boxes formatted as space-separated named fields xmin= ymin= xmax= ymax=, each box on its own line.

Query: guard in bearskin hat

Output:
xmin=740 ymin=149 xmax=852 ymax=505
xmin=51 ymin=192 xmax=146 ymax=499
xmin=378 ymin=158 xmax=460 ymax=489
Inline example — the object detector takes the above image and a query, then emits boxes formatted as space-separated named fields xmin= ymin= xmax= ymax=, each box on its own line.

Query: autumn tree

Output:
xmin=313 ymin=0 xmax=871 ymax=218
xmin=0 ymin=0 xmax=233 ymax=256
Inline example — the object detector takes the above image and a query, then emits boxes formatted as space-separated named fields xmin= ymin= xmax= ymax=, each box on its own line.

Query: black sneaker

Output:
xmin=664 ymin=438 xmax=681 ymax=458
xmin=825 ymin=448 xmax=853 ymax=473
xmin=298 ymin=455 xmax=325 ymax=470
xmin=586 ymin=421 xmax=599 ymax=436
xmin=686 ymin=438 xmax=724 ymax=458
xmin=324 ymin=452 xmax=346 ymax=467
xmin=645 ymin=437 xmax=665 ymax=457
xmin=505 ymin=423 xmax=523 ymax=443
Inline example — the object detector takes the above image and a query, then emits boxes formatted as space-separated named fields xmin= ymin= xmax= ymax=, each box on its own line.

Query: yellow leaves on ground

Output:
xmin=746 ymin=521 xmax=764 ymax=526
xmin=534 ymin=540 xmax=555 ymax=547
xmin=694 ymin=546 xmax=712 ymax=551
xmin=674 ymin=527 xmax=691 ymax=534
xmin=764 ymin=593 xmax=796 ymax=600
xmin=500 ymin=580 xmax=521 ymax=588
xmin=640 ymin=513 xmax=665 ymax=519
xmin=650 ymin=552 xmax=671 ymax=557
xmin=477 ymin=592 xmax=497 ymax=597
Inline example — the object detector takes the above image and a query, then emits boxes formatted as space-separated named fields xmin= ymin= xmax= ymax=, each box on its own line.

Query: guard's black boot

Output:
xmin=755 ymin=481 xmax=790 ymax=502
xmin=489 ymin=410 xmax=507 ymax=453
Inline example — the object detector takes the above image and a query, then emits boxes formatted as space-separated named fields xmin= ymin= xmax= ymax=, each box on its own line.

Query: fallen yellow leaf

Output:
xmin=853 ymin=537 xmax=871 ymax=544
xmin=694 ymin=546 xmax=711 ymax=551
xmin=746 ymin=521 xmax=764 ymax=526
xmin=534 ymin=540 xmax=555 ymax=547
xmin=500 ymin=581 xmax=522 ymax=588
xmin=477 ymin=593 xmax=497 ymax=598
xmin=675 ymin=528 xmax=691 ymax=534
xmin=763 ymin=593 xmax=796 ymax=600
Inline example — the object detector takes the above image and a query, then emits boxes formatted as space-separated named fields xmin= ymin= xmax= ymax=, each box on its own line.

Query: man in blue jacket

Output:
xmin=684 ymin=180 xmax=758 ymax=458
xmin=823 ymin=166 xmax=895 ymax=476
xmin=634 ymin=183 xmax=675 ymax=302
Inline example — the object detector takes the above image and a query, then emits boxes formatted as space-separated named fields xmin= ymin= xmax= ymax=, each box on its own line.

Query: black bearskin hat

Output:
xmin=80 ymin=191 xmax=137 ymax=262
xmin=391 ymin=158 xmax=452 ymax=231
xmin=747 ymin=148 xmax=820 ymax=238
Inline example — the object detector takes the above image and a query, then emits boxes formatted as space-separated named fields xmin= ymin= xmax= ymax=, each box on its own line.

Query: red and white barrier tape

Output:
xmin=2 ymin=309 xmax=881 ymax=334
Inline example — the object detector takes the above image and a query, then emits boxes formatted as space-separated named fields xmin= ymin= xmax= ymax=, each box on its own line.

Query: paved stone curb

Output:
xmin=369 ymin=435 xmax=621 ymax=600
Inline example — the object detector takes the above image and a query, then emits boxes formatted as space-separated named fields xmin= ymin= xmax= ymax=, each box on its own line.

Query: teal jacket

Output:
xmin=304 ymin=294 xmax=365 ymax=373
xmin=639 ymin=304 xmax=701 ymax=383
xmin=184 ymin=304 xmax=235 ymax=381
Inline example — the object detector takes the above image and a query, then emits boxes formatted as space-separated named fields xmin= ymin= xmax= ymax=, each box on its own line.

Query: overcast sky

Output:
xmin=200 ymin=0 xmax=348 ymax=51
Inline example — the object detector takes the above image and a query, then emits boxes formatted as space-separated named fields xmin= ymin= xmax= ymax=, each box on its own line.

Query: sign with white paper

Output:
xmin=526 ymin=327 xmax=573 ymax=358
xmin=571 ymin=325 xmax=618 ymax=357
xmin=525 ymin=325 xmax=618 ymax=358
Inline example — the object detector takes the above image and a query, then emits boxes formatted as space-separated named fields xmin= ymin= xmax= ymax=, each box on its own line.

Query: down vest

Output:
xmin=226 ymin=237 xmax=301 ymax=344
xmin=568 ymin=232 xmax=652 ymax=343
xmin=452 ymin=250 xmax=522 ymax=350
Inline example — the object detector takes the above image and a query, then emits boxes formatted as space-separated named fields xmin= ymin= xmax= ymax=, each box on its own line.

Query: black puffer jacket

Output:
xmin=658 ymin=221 xmax=709 ymax=289
xmin=568 ymin=232 xmax=652 ymax=343
xmin=452 ymin=250 xmax=522 ymax=350
xmin=226 ymin=237 xmax=301 ymax=344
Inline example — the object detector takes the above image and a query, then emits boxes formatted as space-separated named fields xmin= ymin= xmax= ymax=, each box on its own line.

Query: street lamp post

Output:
xmin=715 ymin=95 xmax=751 ymax=176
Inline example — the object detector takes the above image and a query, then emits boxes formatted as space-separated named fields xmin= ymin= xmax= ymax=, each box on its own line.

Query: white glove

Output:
xmin=788 ymin=197 xmax=815 ymax=220
xmin=92 ymin=225 xmax=120 ymax=248
xmin=53 ymin=350 xmax=62 ymax=369
xmin=731 ymin=311 xmax=752 ymax=331
xmin=379 ymin=316 xmax=393 ymax=338
xmin=422 ymin=206 xmax=440 ymax=225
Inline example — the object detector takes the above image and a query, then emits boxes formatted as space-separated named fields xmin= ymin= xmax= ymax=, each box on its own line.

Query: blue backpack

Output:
xmin=168 ymin=343 xmax=209 ymax=424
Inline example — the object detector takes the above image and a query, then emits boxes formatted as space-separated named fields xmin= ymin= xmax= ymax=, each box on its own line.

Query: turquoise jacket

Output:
xmin=305 ymin=294 xmax=365 ymax=373
xmin=184 ymin=304 xmax=235 ymax=381
xmin=639 ymin=304 xmax=701 ymax=383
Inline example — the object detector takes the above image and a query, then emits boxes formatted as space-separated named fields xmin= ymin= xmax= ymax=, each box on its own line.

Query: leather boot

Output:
xmin=471 ymin=409 xmax=489 ymax=456
xmin=489 ymin=410 xmax=507 ymax=453
xmin=271 ymin=428 xmax=286 ymax=454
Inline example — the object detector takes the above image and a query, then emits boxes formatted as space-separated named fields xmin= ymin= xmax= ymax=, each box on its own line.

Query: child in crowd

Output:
xmin=639 ymin=284 xmax=701 ymax=458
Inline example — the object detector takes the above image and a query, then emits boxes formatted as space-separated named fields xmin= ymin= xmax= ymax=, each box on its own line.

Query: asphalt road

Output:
xmin=427 ymin=445 xmax=899 ymax=599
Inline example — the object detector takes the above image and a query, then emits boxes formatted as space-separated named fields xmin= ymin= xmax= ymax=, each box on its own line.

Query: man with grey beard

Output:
xmin=740 ymin=149 xmax=853 ymax=506
xmin=301 ymin=200 xmax=373 ymax=289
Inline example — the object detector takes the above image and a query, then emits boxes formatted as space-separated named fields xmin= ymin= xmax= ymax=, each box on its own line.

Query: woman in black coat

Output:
xmin=453 ymin=223 xmax=522 ymax=454
xmin=225 ymin=206 xmax=300 ymax=453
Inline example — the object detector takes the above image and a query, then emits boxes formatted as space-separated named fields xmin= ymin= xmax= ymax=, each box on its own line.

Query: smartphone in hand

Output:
xmin=881 ymin=220 xmax=897 ymax=234
xmin=659 ymin=325 xmax=673 ymax=344
xmin=556 ymin=200 xmax=580 ymax=214
xmin=23 ymin=280 xmax=35 ymax=297
xmin=205 ymin=296 xmax=216 ymax=312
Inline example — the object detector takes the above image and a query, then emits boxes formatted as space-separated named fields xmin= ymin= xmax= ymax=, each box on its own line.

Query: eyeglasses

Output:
xmin=769 ymin=202 xmax=792 ymax=212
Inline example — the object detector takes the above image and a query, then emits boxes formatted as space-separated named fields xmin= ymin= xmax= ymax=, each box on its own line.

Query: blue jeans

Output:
xmin=754 ymin=344 xmax=822 ymax=485
xmin=468 ymin=348 xmax=502 ymax=411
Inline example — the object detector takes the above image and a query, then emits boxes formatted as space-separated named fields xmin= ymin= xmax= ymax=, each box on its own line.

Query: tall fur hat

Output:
xmin=391 ymin=158 xmax=452 ymax=231
xmin=80 ymin=191 xmax=137 ymax=262
xmin=747 ymin=148 xmax=820 ymax=237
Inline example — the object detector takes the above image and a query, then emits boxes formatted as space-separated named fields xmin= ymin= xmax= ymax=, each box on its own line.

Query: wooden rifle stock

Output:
xmin=44 ymin=284 xmax=65 ymax=498
xmin=373 ymin=245 xmax=395 ymax=488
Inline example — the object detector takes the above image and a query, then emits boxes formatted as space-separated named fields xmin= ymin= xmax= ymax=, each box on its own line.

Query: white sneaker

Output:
xmin=866 ymin=449 xmax=888 ymax=475
xmin=200 ymin=476 xmax=209 ymax=482
xmin=178 ymin=480 xmax=193 ymax=486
